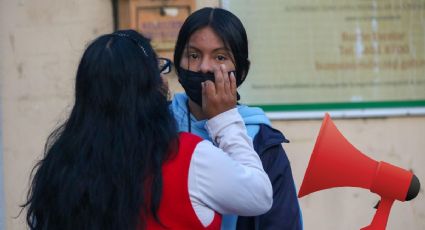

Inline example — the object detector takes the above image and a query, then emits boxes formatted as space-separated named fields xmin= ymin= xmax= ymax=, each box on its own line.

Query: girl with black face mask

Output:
xmin=170 ymin=7 xmax=303 ymax=230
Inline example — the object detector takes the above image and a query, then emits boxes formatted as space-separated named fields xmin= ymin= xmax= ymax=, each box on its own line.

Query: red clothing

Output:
xmin=145 ymin=132 xmax=222 ymax=230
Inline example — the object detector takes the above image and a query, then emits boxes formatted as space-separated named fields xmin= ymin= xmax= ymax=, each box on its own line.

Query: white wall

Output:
xmin=0 ymin=0 xmax=113 ymax=229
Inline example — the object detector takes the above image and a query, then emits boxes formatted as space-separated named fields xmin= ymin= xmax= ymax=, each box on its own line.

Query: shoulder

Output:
xmin=179 ymin=131 xmax=202 ymax=141
xmin=253 ymin=124 xmax=292 ymax=174
xmin=179 ymin=133 xmax=225 ymax=160
xmin=253 ymin=124 xmax=289 ymax=154
xmin=237 ymin=105 xmax=271 ymax=124
xmin=178 ymin=132 xmax=203 ymax=150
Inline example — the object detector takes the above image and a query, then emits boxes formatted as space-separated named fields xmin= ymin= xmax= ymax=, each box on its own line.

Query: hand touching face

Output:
xmin=201 ymin=64 xmax=237 ymax=119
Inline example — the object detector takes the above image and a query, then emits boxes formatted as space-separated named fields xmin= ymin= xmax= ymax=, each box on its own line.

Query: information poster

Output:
xmin=223 ymin=0 xmax=425 ymax=111
xmin=128 ymin=0 xmax=195 ymax=59
xmin=136 ymin=6 xmax=190 ymax=51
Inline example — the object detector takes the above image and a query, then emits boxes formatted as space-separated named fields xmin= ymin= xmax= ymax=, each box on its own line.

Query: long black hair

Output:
xmin=22 ymin=30 xmax=178 ymax=230
xmin=174 ymin=7 xmax=251 ymax=86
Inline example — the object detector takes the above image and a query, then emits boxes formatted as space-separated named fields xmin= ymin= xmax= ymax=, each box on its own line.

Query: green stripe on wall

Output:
xmin=248 ymin=100 xmax=425 ymax=112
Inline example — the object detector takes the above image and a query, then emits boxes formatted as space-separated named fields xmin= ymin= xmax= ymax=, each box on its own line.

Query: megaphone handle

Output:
xmin=361 ymin=197 xmax=394 ymax=230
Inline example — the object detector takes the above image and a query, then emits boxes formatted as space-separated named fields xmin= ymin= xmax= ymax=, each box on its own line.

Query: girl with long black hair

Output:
xmin=171 ymin=7 xmax=303 ymax=230
xmin=22 ymin=30 xmax=272 ymax=230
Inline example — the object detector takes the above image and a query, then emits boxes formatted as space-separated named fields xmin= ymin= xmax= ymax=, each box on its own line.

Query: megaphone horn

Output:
xmin=298 ymin=113 xmax=420 ymax=230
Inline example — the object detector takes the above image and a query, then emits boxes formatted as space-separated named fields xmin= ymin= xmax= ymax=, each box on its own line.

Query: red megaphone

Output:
xmin=298 ymin=113 xmax=420 ymax=230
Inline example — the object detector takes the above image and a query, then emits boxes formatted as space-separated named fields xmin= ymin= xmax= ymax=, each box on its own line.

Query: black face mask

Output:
xmin=177 ymin=67 xmax=240 ymax=107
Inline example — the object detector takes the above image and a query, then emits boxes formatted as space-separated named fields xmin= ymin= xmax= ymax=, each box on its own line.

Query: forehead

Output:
xmin=187 ymin=27 xmax=227 ymax=51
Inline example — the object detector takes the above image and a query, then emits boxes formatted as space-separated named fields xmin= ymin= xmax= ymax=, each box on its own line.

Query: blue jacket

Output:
xmin=170 ymin=93 xmax=303 ymax=230
xmin=236 ymin=124 xmax=303 ymax=230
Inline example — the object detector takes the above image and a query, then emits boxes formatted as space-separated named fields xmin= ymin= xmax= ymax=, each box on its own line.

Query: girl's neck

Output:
xmin=188 ymin=99 xmax=207 ymax=120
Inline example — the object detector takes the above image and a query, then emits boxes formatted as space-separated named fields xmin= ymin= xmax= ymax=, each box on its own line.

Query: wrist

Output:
xmin=205 ymin=108 xmax=242 ymax=138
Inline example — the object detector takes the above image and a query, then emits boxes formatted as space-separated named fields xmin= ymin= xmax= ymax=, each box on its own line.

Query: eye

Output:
xmin=216 ymin=54 xmax=227 ymax=62
xmin=189 ymin=52 xmax=199 ymax=60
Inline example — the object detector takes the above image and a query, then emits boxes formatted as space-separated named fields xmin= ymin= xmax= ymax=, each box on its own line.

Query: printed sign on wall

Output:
xmin=223 ymin=0 xmax=425 ymax=111
xmin=127 ymin=0 xmax=195 ymax=59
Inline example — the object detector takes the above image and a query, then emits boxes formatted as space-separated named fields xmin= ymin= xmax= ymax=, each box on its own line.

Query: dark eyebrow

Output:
xmin=212 ymin=47 xmax=231 ymax=53
xmin=186 ymin=46 xmax=231 ymax=53
xmin=186 ymin=46 xmax=201 ymax=52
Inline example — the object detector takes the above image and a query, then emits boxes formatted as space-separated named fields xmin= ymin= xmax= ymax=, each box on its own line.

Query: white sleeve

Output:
xmin=188 ymin=108 xmax=273 ymax=225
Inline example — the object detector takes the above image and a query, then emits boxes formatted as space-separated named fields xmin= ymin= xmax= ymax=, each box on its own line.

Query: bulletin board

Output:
xmin=135 ymin=5 xmax=191 ymax=52
xmin=121 ymin=0 xmax=195 ymax=59
xmin=222 ymin=0 xmax=425 ymax=115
